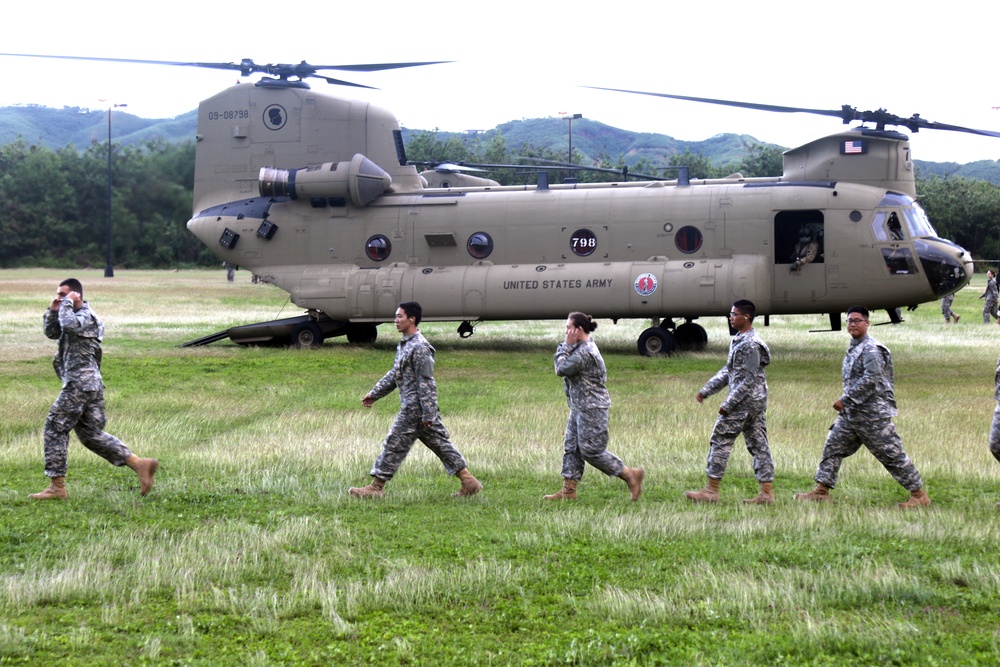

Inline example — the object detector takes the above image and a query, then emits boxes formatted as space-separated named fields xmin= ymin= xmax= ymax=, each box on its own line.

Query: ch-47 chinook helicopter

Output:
xmin=181 ymin=74 xmax=983 ymax=355
xmin=1 ymin=53 xmax=985 ymax=354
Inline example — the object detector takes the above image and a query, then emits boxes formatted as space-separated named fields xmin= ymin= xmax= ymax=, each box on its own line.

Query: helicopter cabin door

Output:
xmin=772 ymin=210 xmax=827 ymax=305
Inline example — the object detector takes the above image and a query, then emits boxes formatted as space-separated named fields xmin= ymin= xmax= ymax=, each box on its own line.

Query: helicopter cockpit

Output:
xmin=871 ymin=193 xmax=968 ymax=295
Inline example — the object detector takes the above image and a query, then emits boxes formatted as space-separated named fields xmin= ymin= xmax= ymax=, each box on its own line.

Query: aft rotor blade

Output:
xmin=313 ymin=61 xmax=452 ymax=72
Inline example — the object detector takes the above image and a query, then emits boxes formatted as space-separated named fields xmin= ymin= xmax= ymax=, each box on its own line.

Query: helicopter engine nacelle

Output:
xmin=258 ymin=153 xmax=392 ymax=208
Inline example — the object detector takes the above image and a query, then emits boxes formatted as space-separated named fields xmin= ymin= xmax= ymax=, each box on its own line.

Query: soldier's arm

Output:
xmin=414 ymin=346 xmax=439 ymax=421
xmin=43 ymin=308 xmax=62 ymax=340
xmin=699 ymin=366 xmax=729 ymax=401
xmin=368 ymin=365 xmax=398 ymax=402
xmin=554 ymin=343 xmax=586 ymax=377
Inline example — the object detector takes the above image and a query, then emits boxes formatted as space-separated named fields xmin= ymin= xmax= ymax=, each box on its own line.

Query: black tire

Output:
xmin=674 ymin=322 xmax=708 ymax=351
xmin=292 ymin=322 xmax=324 ymax=348
xmin=637 ymin=326 xmax=677 ymax=357
xmin=346 ymin=323 xmax=378 ymax=345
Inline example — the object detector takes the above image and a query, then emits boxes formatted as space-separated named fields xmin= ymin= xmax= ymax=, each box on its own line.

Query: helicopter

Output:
xmin=1 ymin=53 xmax=984 ymax=354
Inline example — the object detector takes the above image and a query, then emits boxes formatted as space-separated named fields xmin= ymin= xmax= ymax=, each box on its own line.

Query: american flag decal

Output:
xmin=842 ymin=140 xmax=866 ymax=155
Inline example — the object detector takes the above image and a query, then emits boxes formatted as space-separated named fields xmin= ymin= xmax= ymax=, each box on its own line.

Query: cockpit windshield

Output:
xmin=874 ymin=193 xmax=938 ymax=239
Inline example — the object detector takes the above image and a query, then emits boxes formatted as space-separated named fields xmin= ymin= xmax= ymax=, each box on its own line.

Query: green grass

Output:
xmin=2 ymin=268 xmax=1000 ymax=665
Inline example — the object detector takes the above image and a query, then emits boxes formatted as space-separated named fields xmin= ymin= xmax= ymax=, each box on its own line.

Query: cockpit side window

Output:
xmin=871 ymin=211 xmax=906 ymax=241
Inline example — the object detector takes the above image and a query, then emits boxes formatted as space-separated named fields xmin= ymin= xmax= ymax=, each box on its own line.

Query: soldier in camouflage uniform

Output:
xmin=940 ymin=293 xmax=960 ymax=323
xmin=795 ymin=305 xmax=930 ymax=508
xmin=980 ymin=270 xmax=998 ymax=324
xmin=543 ymin=312 xmax=644 ymax=501
xmin=349 ymin=302 xmax=481 ymax=498
xmin=30 ymin=278 xmax=159 ymax=500
xmin=686 ymin=299 xmax=774 ymax=504
xmin=989 ymin=354 xmax=1000 ymax=509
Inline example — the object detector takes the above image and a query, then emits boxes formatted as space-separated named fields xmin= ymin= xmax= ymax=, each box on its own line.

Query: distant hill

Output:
xmin=3 ymin=104 xmax=999 ymax=184
xmin=0 ymin=105 xmax=197 ymax=149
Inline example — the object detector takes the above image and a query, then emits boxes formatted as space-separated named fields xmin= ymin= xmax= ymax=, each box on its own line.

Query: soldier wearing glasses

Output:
xmin=795 ymin=305 xmax=930 ymax=508
xmin=685 ymin=299 xmax=774 ymax=504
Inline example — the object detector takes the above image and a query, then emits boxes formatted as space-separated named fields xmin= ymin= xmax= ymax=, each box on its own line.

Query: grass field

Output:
xmin=1 ymin=268 xmax=999 ymax=666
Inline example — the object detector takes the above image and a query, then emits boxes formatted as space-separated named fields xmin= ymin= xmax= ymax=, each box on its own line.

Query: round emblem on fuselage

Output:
xmin=634 ymin=273 xmax=658 ymax=296
xmin=262 ymin=104 xmax=288 ymax=131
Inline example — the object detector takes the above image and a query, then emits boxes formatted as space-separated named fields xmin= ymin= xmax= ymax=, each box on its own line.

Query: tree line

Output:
xmin=0 ymin=134 xmax=997 ymax=268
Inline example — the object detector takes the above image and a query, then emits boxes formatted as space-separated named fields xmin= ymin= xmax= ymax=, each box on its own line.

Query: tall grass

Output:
xmin=1 ymin=268 xmax=999 ymax=665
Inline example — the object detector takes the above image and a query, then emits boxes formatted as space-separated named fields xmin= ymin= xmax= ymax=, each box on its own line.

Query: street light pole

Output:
xmin=562 ymin=113 xmax=582 ymax=164
xmin=105 ymin=102 xmax=126 ymax=278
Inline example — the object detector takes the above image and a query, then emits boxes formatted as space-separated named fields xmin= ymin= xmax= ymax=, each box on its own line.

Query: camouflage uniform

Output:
xmin=941 ymin=294 xmax=958 ymax=322
xmin=989 ymin=354 xmax=1000 ymax=463
xmin=367 ymin=332 xmax=467 ymax=480
xmin=43 ymin=298 xmax=133 ymax=478
xmin=554 ymin=339 xmax=624 ymax=480
xmin=982 ymin=276 xmax=998 ymax=323
xmin=812 ymin=333 xmax=923 ymax=491
xmin=698 ymin=328 xmax=773 ymax=482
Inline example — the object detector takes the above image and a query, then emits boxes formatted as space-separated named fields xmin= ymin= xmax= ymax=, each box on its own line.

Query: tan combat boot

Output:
xmin=125 ymin=455 xmax=159 ymax=496
xmin=743 ymin=481 xmax=775 ymax=504
xmin=28 ymin=476 xmax=67 ymax=500
xmin=619 ymin=467 xmax=645 ymax=501
xmin=898 ymin=488 xmax=931 ymax=509
xmin=543 ymin=478 xmax=578 ymax=500
xmin=349 ymin=477 xmax=386 ymax=498
xmin=684 ymin=476 xmax=721 ymax=503
xmin=453 ymin=468 xmax=483 ymax=497
xmin=794 ymin=483 xmax=831 ymax=502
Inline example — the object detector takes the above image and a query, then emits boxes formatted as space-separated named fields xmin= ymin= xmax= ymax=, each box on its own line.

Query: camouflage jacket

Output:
xmin=700 ymin=328 xmax=770 ymax=416
xmin=839 ymin=334 xmax=896 ymax=419
xmin=982 ymin=278 xmax=998 ymax=302
xmin=994 ymin=353 xmax=1000 ymax=401
xmin=43 ymin=298 xmax=104 ymax=391
xmin=555 ymin=339 xmax=611 ymax=410
xmin=369 ymin=331 xmax=439 ymax=421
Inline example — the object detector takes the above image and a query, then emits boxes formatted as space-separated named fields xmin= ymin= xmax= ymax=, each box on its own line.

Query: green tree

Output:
xmin=739 ymin=142 xmax=785 ymax=178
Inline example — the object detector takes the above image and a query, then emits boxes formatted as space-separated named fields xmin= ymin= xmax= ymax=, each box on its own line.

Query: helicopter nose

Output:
xmin=914 ymin=238 xmax=972 ymax=297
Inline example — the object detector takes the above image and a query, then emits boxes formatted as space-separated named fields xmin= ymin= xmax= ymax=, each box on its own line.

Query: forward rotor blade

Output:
xmin=588 ymin=86 xmax=1000 ymax=137
xmin=585 ymin=86 xmax=851 ymax=121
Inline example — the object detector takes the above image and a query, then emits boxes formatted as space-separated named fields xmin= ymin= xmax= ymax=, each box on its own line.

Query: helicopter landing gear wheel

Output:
xmin=346 ymin=323 xmax=378 ymax=345
xmin=637 ymin=326 xmax=677 ymax=357
xmin=674 ymin=322 xmax=708 ymax=351
xmin=292 ymin=322 xmax=324 ymax=348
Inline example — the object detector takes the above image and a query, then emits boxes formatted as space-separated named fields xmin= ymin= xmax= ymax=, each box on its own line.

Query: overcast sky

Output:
xmin=2 ymin=0 xmax=997 ymax=164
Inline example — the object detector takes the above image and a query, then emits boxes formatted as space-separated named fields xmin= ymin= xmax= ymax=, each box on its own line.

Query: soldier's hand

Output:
xmin=718 ymin=407 xmax=728 ymax=416
xmin=49 ymin=297 xmax=62 ymax=311
xmin=833 ymin=399 xmax=845 ymax=412
xmin=361 ymin=394 xmax=375 ymax=407
xmin=695 ymin=392 xmax=704 ymax=404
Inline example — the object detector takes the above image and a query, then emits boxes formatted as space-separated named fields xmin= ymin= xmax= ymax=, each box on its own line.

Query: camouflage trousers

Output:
xmin=984 ymin=299 xmax=998 ymax=323
xmin=43 ymin=383 xmax=132 ymax=478
xmin=560 ymin=407 xmax=624 ymax=480
xmin=989 ymin=403 xmax=1000 ymax=463
xmin=814 ymin=413 xmax=923 ymax=491
xmin=370 ymin=408 xmax=467 ymax=481
xmin=705 ymin=407 xmax=774 ymax=482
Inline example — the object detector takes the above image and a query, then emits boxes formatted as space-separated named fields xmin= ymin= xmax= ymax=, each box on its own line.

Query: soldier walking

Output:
xmin=685 ymin=299 xmax=774 ymax=504
xmin=980 ymin=270 xmax=998 ymax=323
xmin=795 ymin=305 xmax=930 ymax=508
xmin=543 ymin=312 xmax=644 ymax=501
xmin=30 ymin=278 xmax=158 ymax=500
xmin=350 ymin=302 xmax=481 ymax=498
xmin=941 ymin=293 xmax=960 ymax=324
xmin=989 ymin=354 xmax=1000 ymax=509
